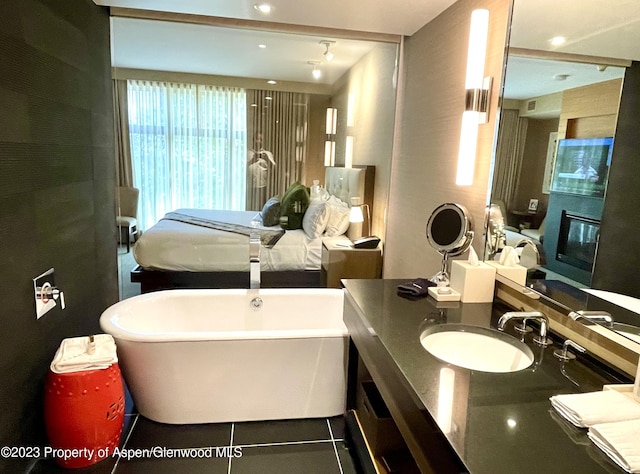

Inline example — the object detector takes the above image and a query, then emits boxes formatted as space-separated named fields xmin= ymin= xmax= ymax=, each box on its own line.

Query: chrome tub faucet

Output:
xmin=249 ymin=232 xmax=260 ymax=290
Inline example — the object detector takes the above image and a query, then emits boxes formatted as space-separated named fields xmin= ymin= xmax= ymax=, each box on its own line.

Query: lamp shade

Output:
xmin=349 ymin=205 xmax=364 ymax=224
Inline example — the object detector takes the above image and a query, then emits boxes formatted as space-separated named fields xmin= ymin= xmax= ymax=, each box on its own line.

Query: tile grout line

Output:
xmin=236 ymin=438 xmax=335 ymax=448
xmin=327 ymin=418 xmax=345 ymax=474
xmin=227 ymin=423 xmax=235 ymax=474
xmin=111 ymin=413 xmax=139 ymax=474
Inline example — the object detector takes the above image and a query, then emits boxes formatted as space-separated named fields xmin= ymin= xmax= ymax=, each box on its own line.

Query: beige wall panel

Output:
xmin=330 ymin=43 xmax=399 ymax=239
xmin=384 ymin=0 xmax=512 ymax=278
xmin=558 ymin=79 xmax=622 ymax=139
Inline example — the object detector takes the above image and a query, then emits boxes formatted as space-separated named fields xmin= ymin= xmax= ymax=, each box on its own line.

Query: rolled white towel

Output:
xmin=550 ymin=390 xmax=640 ymax=428
xmin=50 ymin=334 xmax=118 ymax=374
xmin=589 ymin=419 xmax=640 ymax=473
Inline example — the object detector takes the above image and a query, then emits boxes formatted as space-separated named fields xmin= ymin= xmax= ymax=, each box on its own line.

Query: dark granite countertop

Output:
xmin=343 ymin=279 xmax=629 ymax=474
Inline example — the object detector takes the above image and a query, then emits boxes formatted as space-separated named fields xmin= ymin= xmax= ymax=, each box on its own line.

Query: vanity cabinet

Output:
xmin=342 ymin=279 xmax=630 ymax=474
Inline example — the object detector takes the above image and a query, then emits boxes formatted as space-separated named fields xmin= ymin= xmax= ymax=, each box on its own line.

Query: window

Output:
xmin=127 ymin=80 xmax=247 ymax=230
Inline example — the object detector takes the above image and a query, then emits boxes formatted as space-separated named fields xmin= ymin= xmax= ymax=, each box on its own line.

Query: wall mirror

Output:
xmin=109 ymin=13 xmax=400 ymax=300
xmin=487 ymin=0 xmax=640 ymax=345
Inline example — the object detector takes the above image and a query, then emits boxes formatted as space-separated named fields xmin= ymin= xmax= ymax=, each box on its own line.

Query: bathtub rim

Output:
xmin=100 ymin=287 xmax=347 ymax=343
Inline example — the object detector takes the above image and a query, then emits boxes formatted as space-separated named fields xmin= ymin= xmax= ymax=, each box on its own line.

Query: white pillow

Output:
xmin=302 ymin=200 xmax=329 ymax=238
xmin=324 ymin=196 xmax=351 ymax=236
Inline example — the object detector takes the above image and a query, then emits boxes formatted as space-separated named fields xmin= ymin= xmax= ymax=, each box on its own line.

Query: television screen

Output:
xmin=550 ymin=137 xmax=613 ymax=197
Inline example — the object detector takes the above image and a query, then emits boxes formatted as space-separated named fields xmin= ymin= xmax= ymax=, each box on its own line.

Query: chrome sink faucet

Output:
xmin=569 ymin=310 xmax=613 ymax=327
xmin=249 ymin=232 xmax=261 ymax=290
xmin=498 ymin=311 xmax=552 ymax=347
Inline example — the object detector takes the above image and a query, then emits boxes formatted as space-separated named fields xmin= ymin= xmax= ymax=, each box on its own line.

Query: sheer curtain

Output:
xmin=127 ymin=80 xmax=247 ymax=230
xmin=492 ymin=109 xmax=529 ymax=210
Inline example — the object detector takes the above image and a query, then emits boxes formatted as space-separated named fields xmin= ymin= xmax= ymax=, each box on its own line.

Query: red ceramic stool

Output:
xmin=44 ymin=363 xmax=125 ymax=468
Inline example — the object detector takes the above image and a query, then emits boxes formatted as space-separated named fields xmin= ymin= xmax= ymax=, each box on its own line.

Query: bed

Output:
xmin=130 ymin=165 xmax=375 ymax=292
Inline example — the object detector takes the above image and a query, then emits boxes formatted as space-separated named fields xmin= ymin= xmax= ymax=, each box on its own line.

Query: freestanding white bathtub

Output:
xmin=99 ymin=288 xmax=348 ymax=424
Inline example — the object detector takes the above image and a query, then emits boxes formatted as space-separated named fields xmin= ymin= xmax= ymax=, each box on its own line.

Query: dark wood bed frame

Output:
xmin=130 ymin=165 xmax=375 ymax=293
xmin=131 ymin=267 xmax=322 ymax=293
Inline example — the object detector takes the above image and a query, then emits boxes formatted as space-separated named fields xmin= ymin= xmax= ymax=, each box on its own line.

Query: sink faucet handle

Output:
xmin=553 ymin=339 xmax=586 ymax=361
xmin=522 ymin=313 xmax=551 ymax=347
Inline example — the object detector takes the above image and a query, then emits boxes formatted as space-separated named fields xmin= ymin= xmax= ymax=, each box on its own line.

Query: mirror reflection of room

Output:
xmin=486 ymin=0 xmax=640 ymax=345
xmin=111 ymin=17 xmax=398 ymax=297
xmin=489 ymin=53 xmax=624 ymax=289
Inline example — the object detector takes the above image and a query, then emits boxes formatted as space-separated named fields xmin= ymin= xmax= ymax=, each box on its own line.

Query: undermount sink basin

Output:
xmin=420 ymin=324 xmax=534 ymax=373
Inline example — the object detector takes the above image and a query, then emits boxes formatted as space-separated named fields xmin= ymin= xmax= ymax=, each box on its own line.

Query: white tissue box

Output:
xmin=450 ymin=260 xmax=496 ymax=303
xmin=486 ymin=261 xmax=527 ymax=286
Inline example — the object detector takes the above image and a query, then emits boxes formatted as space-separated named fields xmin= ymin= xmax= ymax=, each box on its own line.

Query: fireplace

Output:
xmin=556 ymin=211 xmax=600 ymax=272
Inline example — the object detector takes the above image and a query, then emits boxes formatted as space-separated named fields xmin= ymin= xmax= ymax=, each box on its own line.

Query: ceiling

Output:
xmin=510 ymin=0 xmax=640 ymax=61
xmin=505 ymin=0 xmax=640 ymax=102
xmin=99 ymin=0 xmax=456 ymax=85
xmin=95 ymin=0 xmax=457 ymax=37
xmin=109 ymin=18 xmax=388 ymax=85
xmin=503 ymin=57 xmax=625 ymax=101
xmin=97 ymin=0 xmax=640 ymax=94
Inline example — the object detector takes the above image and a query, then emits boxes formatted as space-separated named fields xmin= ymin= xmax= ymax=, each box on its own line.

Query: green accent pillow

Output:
xmin=279 ymin=182 xmax=310 ymax=230
xmin=260 ymin=196 xmax=281 ymax=226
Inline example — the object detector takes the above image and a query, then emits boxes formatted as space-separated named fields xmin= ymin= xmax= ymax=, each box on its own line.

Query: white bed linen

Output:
xmin=133 ymin=208 xmax=349 ymax=272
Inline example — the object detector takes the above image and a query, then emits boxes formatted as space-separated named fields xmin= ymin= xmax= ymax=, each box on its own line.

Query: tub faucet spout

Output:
xmin=249 ymin=232 xmax=260 ymax=290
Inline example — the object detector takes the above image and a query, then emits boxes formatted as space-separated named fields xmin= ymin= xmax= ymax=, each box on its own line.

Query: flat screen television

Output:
xmin=550 ymin=137 xmax=614 ymax=197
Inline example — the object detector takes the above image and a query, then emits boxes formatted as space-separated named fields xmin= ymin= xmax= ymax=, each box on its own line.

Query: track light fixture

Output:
xmin=308 ymin=60 xmax=321 ymax=80
xmin=319 ymin=40 xmax=336 ymax=62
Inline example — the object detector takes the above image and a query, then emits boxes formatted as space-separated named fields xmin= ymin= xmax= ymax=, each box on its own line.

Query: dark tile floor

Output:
xmin=29 ymin=413 xmax=360 ymax=473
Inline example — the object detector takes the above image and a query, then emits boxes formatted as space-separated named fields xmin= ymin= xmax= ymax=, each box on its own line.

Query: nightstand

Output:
xmin=321 ymin=239 xmax=382 ymax=288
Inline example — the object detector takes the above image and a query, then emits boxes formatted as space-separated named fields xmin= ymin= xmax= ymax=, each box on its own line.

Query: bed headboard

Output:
xmin=324 ymin=165 xmax=375 ymax=215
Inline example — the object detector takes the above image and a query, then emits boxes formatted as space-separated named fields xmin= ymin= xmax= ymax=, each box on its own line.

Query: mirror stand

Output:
xmin=432 ymin=252 xmax=451 ymax=287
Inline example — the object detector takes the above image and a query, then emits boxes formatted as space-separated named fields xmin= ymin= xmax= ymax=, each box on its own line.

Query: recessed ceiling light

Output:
xmin=250 ymin=103 xmax=258 ymax=107
xmin=550 ymin=36 xmax=566 ymax=46
xmin=258 ymin=44 xmax=267 ymax=49
xmin=553 ymin=73 xmax=570 ymax=81
xmin=265 ymin=96 xmax=273 ymax=100
xmin=253 ymin=4 xmax=271 ymax=14
xmin=267 ymin=80 xmax=276 ymax=85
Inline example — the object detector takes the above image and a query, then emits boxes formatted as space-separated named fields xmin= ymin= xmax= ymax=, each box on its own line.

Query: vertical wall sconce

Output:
xmin=345 ymin=135 xmax=354 ymax=168
xmin=456 ymin=9 xmax=491 ymax=186
xmin=325 ymin=107 xmax=337 ymax=135
xmin=324 ymin=107 xmax=337 ymax=166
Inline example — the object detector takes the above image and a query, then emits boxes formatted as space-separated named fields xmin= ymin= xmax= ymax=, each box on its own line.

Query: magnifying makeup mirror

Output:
xmin=426 ymin=203 xmax=474 ymax=286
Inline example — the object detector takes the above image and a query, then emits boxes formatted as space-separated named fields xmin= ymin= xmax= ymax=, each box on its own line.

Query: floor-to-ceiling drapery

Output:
xmin=492 ymin=109 xmax=529 ymax=210
xmin=113 ymin=79 xmax=133 ymax=188
xmin=246 ymin=90 xmax=309 ymax=210
xmin=127 ymin=80 xmax=247 ymax=230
